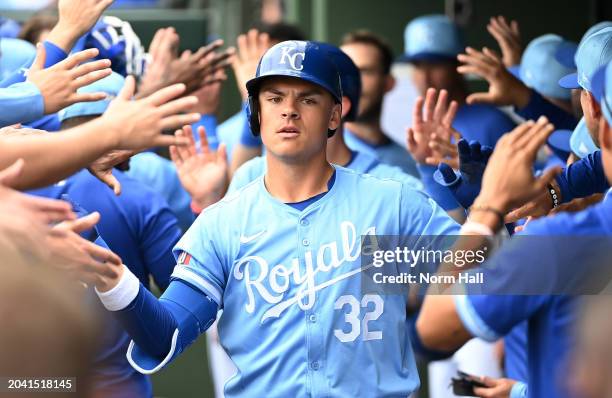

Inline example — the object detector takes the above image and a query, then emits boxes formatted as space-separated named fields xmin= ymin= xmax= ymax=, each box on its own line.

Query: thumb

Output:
xmin=533 ymin=166 xmax=562 ymax=193
xmin=466 ymin=92 xmax=495 ymax=105
xmin=103 ymin=173 xmax=122 ymax=196
xmin=118 ymin=75 xmax=136 ymax=100
xmin=0 ymin=158 xmax=25 ymax=187
xmin=64 ymin=212 xmax=101 ymax=233
xmin=31 ymin=43 xmax=46 ymax=71
xmin=217 ymin=142 xmax=228 ymax=165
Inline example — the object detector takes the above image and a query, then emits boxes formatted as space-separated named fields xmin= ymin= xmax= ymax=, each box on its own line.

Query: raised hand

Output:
xmin=101 ymin=76 xmax=200 ymax=150
xmin=473 ymin=116 xmax=561 ymax=215
xmin=137 ymin=27 xmax=180 ymax=95
xmin=487 ymin=16 xmax=522 ymax=68
xmin=47 ymin=212 xmax=123 ymax=288
xmin=169 ymin=125 xmax=228 ymax=209
xmin=406 ymin=88 xmax=459 ymax=164
xmin=435 ymin=139 xmax=493 ymax=209
xmin=138 ymin=38 xmax=234 ymax=98
xmin=88 ymin=149 xmax=135 ymax=195
xmin=26 ymin=46 xmax=112 ymax=114
xmin=47 ymin=0 xmax=115 ymax=52
xmin=457 ymin=47 xmax=531 ymax=108
xmin=232 ymin=29 xmax=271 ymax=100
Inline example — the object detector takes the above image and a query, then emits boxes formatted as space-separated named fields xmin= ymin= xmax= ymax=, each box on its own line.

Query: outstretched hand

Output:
xmin=406 ymin=88 xmax=459 ymax=164
xmin=169 ymin=125 xmax=229 ymax=209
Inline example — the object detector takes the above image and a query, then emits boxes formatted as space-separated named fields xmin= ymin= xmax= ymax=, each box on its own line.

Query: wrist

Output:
xmin=470 ymin=197 xmax=507 ymax=232
xmin=46 ymin=23 xmax=79 ymax=53
xmin=95 ymin=264 xmax=139 ymax=311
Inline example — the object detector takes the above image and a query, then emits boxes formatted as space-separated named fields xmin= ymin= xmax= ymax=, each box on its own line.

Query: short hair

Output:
xmin=255 ymin=22 xmax=306 ymax=42
xmin=18 ymin=14 xmax=57 ymax=44
xmin=341 ymin=30 xmax=394 ymax=75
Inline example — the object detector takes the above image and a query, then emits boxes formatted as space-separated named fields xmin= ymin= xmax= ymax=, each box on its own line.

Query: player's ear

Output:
xmin=328 ymin=102 xmax=342 ymax=131
xmin=598 ymin=117 xmax=612 ymax=152
xmin=585 ymin=91 xmax=601 ymax=120
xmin=384 ymin=74 xmax=396 ymax=93
xmin=340 ymin=97 xmax=351 ymax=120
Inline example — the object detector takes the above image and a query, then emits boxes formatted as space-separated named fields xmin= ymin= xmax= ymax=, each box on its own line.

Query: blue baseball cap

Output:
xmin=519 ymin=34 xmax=574 ymax=100
xmin=547 ymin=129 xmax=572 ymax=161
xmin=0 ymin=38 xmax=36 ymax=81
xmin=591 ymin=61 xmax=612 ymax=127
xmin=0 ymin=17 xmax=21 ymax=38
xmin=558 ymin=27 xmax=612 ymax=91
xmin=399 ymin=15 xmax=464 ymax=63
xmin=569 ymin=117 xmax=598 ymax=158
xmin=58 ymin=72 xmax=125 ymax=122
xmin=554 ymin=22 xmax=612 ymax=69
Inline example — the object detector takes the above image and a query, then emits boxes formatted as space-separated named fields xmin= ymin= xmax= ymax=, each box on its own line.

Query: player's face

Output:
xmin=258 ymin=77 xmax=341 ymax=162
xmin=411 ymin=61 xmax=458 ymax=95
xmin=341 ymin=42 xmax=389 ymax=121
xmin=580 ymin=89 xmax=601 ymax=147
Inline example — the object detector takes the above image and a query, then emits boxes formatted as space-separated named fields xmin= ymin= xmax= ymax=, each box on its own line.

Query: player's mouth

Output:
xmin=277 ymin=126 xmax=300 ymax=138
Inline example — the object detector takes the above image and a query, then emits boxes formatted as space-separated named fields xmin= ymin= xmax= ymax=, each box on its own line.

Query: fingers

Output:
xmin=217 ymin=142 xmax=228 ymax=165
xmin=412 ymin=96 xmax=424 ymax=126
xmin=174 ymin=128 xmax=193 ymax=161
xmin=197 ymin=126 xmax=210 ymax=154
xmin=406 ymin=128 xmax=417 ymax=152
xmin=118 ymin=75 xmax=136 ymax=100
xmin=98 ymin=171 xmax=122 ymax=196
xmin=160 ymin=112 xmax=201 ymax=132
xmin=438 ymin=163 xmax=458 ymax=184
xmin=86 ymin=240 xmax=122 ymax=267
xmin=72 ymin=58 xmax=112 ymax=78
xmin=523 ymin=119 xmax=555 ymax=155
xmin=61 ymin=48 xmax=100 ymax=70
xmin=0 ymin=158 xmax=24 ymax=187
xmin=423 ymin=88 xmax=437 ymax=122
xmin=433 ymin=89 xmax=448 ymax=122
xmin=156 ymin=95 xmax=198 ymax=117
xmin=57 ymin=212 xmax=101 ymax=234
xmin=442 ymin=100 xmax=459 ymax=128
xmin=71 ymin=91 xmax=109 ymax=104
xmin=21 ymin=194 xmax=75 ymax=223
xmin=465 ymin=92 xmax=495 ymax=105
xmin=145 ymin=83 xmax=187 ymax=106
xmin=505 ymin=201 xmax=537 ymax=223
xmin=73 ymin=68 xmax=113 ymax=89
xmin=181 ymin=124 xmax=198 ymax=156
xmin=152 ymin=131 xmax=191 ymax=148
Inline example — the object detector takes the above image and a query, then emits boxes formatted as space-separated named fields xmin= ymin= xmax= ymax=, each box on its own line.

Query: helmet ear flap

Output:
xmin=247 ymin=96 xmax=261 ymax=136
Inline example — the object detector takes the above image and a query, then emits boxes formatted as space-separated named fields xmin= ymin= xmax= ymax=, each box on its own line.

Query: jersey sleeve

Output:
xmin=399 ymin=183 xmax=461 ymax=236
xmin=0 ymin=82 xmax=44 ymax=127
xmin=171 ymin=208 xmax=229 ymax=306
xmin=227 ymin=157 xmax=263 ymax=194
xmin=515 ymin=90 xmax=577 ymax=131
xmin=555 ymin=150 xmax=609 ymax=203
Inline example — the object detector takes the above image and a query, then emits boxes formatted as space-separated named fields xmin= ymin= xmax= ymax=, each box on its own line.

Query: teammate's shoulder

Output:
xmin=335 ymin=164 xmax=405 ymax=190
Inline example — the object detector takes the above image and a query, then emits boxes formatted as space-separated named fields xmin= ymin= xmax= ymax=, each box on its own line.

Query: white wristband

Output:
xmin=461 ymin=221 xmax=495 ymax=236
xmin=95 ymin=264 xmax=140 ymax=311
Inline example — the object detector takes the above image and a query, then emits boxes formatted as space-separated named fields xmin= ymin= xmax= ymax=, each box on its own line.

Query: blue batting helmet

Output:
xmin=246 ymin=40 xmax=343 ymax=137
xmin=314 ymin=42 xmax=361 ymax=122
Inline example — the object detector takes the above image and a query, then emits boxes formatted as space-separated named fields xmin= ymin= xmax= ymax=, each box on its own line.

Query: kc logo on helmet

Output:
xmin=279 ymin=46 xmax=305 ymax=71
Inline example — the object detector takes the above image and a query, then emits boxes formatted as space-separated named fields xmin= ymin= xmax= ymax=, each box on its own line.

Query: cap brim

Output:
xmin=547 ymin=129 xmax=572 ymax=161
xmin=554 ymin=42 xmax=578 ymax=69
xmin=397 ymin=52 xmax=458 ymax=64
xmin=590 ymin=65 xmax=607 ymax=104
xmin=558 ymin=72 xmax=580 ymax=89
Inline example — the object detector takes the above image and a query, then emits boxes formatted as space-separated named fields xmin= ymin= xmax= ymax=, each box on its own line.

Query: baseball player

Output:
xmin=92 ymin=40 xmax=459 ymax=397
xmin=226 ymin=42 xmax=423 ymax=193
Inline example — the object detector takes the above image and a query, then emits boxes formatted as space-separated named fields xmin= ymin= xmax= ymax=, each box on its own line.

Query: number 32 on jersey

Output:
xmin=334 ymin=294 xmax=384 ymax=343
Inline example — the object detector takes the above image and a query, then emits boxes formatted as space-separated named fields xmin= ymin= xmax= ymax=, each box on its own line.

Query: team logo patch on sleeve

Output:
xmin=178 ymin=251 xmax=192 ymax=265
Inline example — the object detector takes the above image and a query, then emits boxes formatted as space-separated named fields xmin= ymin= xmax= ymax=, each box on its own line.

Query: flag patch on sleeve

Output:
xmin=178 ymin=251 xmax=192 ymax=265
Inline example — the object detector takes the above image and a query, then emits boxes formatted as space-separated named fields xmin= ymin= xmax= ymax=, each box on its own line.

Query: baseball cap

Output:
xmin=399 ymin=15 xmax=464 ymax=63
xmin=0 ymin=38 xmax=36 ymax=80
xmin=591 ymin=61 xmax=612 ymax=127
xmin=0 ymin=17 xmax=21 ymax=38
xmin=569 ymin=117 xmax=598 ymax=158
xmin=58 ymin=72 xmax=125 ymax=122
xmin=547 ymin=129 xmax=572 ymax=161
xmin=555 ymin=22 xmax=612 ymax=69
xmin=519 ymin=34 xmax=574 ymax=100
xmin=558 ymin=27 xmax=612 ymax=91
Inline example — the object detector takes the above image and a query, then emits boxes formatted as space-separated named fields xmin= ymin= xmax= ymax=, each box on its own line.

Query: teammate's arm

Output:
xmin=96 ymin=264 xmax=217 ymax=373
xmin=0 ymin=78 xmax=200 ymax=190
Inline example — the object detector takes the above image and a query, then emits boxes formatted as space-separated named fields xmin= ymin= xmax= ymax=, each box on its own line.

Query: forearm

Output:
xmin=515 ymin=90 xmax=577 ymax=130
xmin=97 ymin=268 xmax=218 ymax=373
xmin=417 ymin=164 xmax=461 ymax=211
xmin=555 ymin=150 xmax=609 ymax=203
xmin=0 ymin=117 xmax=117 ymax=189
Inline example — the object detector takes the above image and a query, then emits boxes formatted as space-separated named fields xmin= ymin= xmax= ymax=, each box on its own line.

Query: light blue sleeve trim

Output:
xmin=127 ymin=329 xmax=179 ymax=374
xmin=454 ymin=295 xmax=501 ymax=342
xmin=171 ymin=265 xmax=223 ymax=306
xmin=510 ymin=381 xmax=528 ymax=398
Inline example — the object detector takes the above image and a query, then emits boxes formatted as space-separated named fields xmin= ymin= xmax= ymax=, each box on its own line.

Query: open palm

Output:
xmin=170 ymin=125 xmax=228 ymax=209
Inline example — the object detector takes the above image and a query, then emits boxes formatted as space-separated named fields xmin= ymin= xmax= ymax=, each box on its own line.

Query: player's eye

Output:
xmin=267 ymin=96 xmax=282 ymax=104
xmin=302 ymin=97 xmax=317 ymax=105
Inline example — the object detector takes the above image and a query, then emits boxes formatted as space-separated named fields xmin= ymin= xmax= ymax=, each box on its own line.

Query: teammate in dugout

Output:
xmin=92 ymin=40 xmax=460 ymax=397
